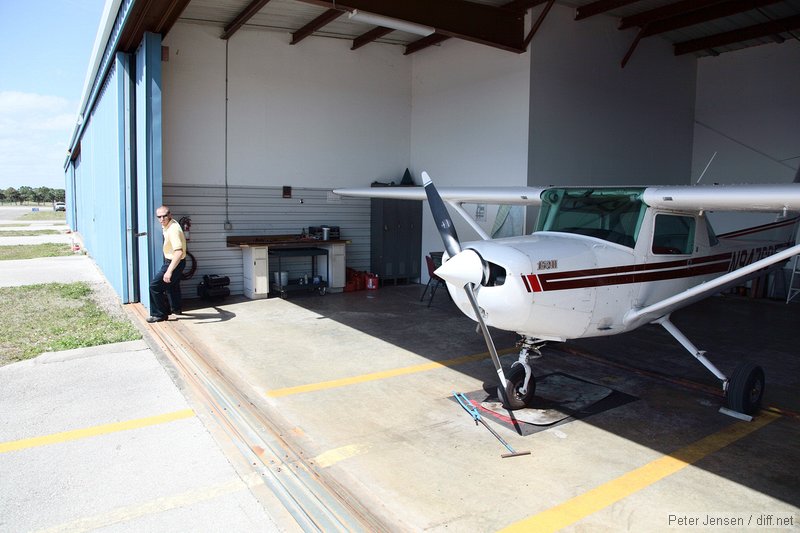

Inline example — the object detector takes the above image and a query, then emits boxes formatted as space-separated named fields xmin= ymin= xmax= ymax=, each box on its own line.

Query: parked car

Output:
xmin=54 ymin=202 xmax=66 ymax=211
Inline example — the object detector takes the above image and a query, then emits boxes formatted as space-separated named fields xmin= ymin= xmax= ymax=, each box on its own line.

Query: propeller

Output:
xmin=422 ymin=172 xmax=511 ymax=406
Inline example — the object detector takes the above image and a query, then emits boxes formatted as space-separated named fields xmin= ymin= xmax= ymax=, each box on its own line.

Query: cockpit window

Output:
xmin=652 ymin=214 xmax=695 ymax=255
xmin=536 ymin=188 xmax=646 ymax=248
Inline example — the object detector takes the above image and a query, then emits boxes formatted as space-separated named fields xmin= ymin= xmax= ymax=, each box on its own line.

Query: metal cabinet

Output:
xmin=318 ymin=242 xmax=346 ymax=290
xmin=371 ymin=198 xmax=422 ymax=284
xmin=243 ymin=246 xmax=269 ymax=299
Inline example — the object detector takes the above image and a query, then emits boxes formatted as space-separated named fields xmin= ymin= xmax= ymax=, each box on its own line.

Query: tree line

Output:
xmin=1 ymin=186 xmax=66 ymax=205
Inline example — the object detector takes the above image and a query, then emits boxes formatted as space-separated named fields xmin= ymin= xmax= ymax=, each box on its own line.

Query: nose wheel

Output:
xmin=499 ymin=364 xmax=537 ymax=410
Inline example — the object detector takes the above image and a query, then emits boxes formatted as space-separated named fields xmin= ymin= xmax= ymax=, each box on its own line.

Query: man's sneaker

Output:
xmin=146 ymin=315 xmax=167 ymax=323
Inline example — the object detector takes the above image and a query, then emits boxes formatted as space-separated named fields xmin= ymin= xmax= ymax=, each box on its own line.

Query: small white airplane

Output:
xmin=335 ymin=172 xmax=800 ymax=418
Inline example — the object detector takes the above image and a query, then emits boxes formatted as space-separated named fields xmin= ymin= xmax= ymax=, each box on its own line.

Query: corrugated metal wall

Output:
xmin=163 ymin=184 xmax=371 ymax=297
xmin=71 ymin=56 xmax=130 ymax=301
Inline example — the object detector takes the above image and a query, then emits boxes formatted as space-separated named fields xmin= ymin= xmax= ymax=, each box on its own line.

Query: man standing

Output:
xmin=147 ymin=205 xmax=187 ymax=323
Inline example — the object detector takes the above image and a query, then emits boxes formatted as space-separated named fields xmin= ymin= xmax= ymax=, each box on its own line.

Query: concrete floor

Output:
xmin=166 ymin=285 xmax=799 ymax=531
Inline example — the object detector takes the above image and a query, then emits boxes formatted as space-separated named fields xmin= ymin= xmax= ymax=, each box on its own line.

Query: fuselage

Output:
xmin=442 ymin=187 xmax=799 ymax=341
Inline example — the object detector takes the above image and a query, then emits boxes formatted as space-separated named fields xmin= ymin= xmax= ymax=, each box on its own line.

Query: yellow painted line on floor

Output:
xmin=266 ymin=347 xmax=516 ymax=398
xmin=313 ymin=443 xmax=372 ymax=468
xmin=35 ymin=472 xmax=262 ymax=533
xmin=500 ymin=410 xmax=780 ymax=533
xmin=0 ymin=409 xmax=195 ymax=454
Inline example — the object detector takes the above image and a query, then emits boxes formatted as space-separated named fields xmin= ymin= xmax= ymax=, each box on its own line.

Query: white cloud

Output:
xmin=0 ymin=91 xmax=78 ymax=189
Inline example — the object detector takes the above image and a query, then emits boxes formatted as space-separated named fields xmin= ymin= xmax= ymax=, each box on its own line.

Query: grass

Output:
xmin=0 ymin=282 xmax=141 ymax=365
xmin=18 ymin=211 xmax=67 ymax=222
xmin=0 ymin=244 xmax=74 ymax=260
xmin=0 ymin=229 xmax=62 ymax=237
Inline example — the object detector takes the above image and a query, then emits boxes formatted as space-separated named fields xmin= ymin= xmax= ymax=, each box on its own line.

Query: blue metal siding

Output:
xmin=71 ymin=57 xmax=129 ymax=301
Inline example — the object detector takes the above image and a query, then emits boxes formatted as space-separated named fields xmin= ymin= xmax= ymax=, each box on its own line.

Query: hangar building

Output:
xmin=64 ymin=0 xmax=800 ymax=311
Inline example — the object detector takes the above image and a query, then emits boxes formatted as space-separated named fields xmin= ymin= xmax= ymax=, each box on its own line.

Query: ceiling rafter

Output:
xmin=524 ymin=0 xmax=556 ymax=49
xmin=620 ymin=0 xmax=786 ymax=67
xmin=674 ymin=13 xmax=800 ymax=55
xmin=221 ymin=0 xmax=273 ymax=40
xmin=638 ymin=0 xmax=786 ymax=38
xmin=119 ymin=0 xmax=192 ymax=52
xmin=295 ymin=0 xmax=526 ymax=53
xmin=291 ymin=9 xmax=343 ymax=45
xmin=402 ymin=0 xmax=544 ymax=56
xmin=500 ymin=0 xmax=551 ymax=13
xmin=405 ymin=34 xmax=451 ymax=55
xmin=619 ymin=0 xmax=723 ymax=31
xmin=575 ymin=0 xmax=641 ymax=21
xmin=352 ymin=26 xmax=394 ymax=50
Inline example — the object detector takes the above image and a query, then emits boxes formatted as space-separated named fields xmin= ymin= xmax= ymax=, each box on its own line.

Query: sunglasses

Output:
xmin=156 ymin=214 xmax=170 ymax=219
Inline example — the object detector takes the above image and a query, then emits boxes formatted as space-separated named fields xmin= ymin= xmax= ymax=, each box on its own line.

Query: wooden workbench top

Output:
xmin=226 ymin=234 xmax=349 ymax=248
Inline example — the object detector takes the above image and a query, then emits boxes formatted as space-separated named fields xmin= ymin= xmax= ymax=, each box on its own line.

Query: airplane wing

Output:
xmin=642 ymin=183 xmax=800 ymax=212
xmin=337 ymin=183 xmax=800 ymax=211
xmin=333 ymin=186 xmax=544 ymax=206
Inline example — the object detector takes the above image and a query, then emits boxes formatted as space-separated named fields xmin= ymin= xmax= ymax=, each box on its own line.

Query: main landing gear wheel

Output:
xmin=499 ymin=364 xmax=536 ymax=410
xmin=725 ymin=361 xmax=765 ymax=416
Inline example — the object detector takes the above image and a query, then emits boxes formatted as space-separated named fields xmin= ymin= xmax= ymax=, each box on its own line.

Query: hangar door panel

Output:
xmin=134 ymin=32 xmax=163 ymax=311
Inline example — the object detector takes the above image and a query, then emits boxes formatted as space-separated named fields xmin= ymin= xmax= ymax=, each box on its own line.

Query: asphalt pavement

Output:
xmin=0 ymin=206 xmax=280 ymax=532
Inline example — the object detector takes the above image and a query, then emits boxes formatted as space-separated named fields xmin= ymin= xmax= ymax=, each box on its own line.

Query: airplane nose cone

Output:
xmin=435 ymin=249 xmax=484 ymax=287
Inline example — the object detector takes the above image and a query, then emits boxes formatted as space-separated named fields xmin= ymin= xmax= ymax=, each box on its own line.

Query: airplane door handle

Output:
xmin=136 ymin=232 xmax=147 ymax=237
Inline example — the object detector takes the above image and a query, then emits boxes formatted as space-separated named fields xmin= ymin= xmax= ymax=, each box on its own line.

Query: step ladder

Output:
xmin=786 ymin=255 xmax=800 ymax=303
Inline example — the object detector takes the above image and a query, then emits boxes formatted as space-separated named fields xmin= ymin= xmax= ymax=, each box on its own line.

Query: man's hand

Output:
xmin=163 ymin=271 xmax=173 ymax=284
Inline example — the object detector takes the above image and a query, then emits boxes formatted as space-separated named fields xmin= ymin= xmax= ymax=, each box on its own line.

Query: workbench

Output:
xmin=228 ymin=235 xmax=348 ymax=299
xmin=269 ymin=247 xmax=328 ymax=298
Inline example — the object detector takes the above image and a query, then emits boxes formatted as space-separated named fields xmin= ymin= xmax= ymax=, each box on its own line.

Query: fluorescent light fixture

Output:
xmin=348 ymin=9 xmax=435 ymax=37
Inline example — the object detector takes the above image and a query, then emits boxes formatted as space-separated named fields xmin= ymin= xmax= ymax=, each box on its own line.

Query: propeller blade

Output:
xmin=464 ymin=285 xmax=510 ymax=398
xmin=422 ymin=171 xmax=461 ymax=258
xmin=421 ymin=170 xmax=510 ymax=406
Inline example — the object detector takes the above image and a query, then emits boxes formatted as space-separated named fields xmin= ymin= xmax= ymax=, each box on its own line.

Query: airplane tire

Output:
xmin=499 ymin=364 xmax=536 ymax=410
xmin=726 ymin=362 xmax=765 ymax=415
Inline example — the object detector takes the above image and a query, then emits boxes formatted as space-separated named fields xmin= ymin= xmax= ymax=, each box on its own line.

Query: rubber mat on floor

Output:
xmin=456 ymin=372 xmax=638 ymax=436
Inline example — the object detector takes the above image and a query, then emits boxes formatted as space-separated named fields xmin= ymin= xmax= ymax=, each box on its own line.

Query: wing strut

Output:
xmin=624 ymin=243 xmax=800 ymax=327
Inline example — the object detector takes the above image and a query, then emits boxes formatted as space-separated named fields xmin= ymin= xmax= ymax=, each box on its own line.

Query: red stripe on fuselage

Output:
xmin=718 ymin=216 xmax=800 ymax=239
xmin=522 ymin=273 xmax=543 ymax=292
xmin=522 ymin=253 xmax=732 ymax=293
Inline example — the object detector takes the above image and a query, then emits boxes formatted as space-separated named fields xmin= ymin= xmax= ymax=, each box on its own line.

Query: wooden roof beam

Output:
xmin=404 ymin=34 xmax=451 ymax=55
xmin=352 ymin=26 xmax=394 ymax=50
xmin=291 ymin=9 xmax=343 ymax=45
xmin=674 ymin=13 xmax=800 ymax=55
xmin=402 ymin=0 xmax=536 ymax=55
xmin=639 ymin=0 xmax=786 ymax=38
xmin=119 ymin=0 xmax=192 ymax=52
xmin=619 ymin=0 xmax=723 ymax=31
xmin=221 ymin=0 xmax=273 ymax=40
xmin=575 ymin=0 xmax=641 ymax=21
xmin=296 ymin=0 xmax=526 ymax=53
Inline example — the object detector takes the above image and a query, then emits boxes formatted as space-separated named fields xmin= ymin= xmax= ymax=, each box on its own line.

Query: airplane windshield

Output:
xmin=536 ymin=188 xmax=646 ymax=248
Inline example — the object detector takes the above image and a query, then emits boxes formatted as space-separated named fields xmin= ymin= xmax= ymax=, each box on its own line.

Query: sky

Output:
xmin=0 ymin=0 xmax=107 ymax=190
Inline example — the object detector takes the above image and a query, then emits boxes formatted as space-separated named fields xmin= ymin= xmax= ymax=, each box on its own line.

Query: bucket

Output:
xmin=273 ymin=271 xmax=289 ymax=286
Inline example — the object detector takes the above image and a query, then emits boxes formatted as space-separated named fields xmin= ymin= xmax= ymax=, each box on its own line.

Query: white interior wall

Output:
xmin=410 ymin=38 xmax=532 ymax=262
xmin=529 ymin=4 xmax=697 ymax=187
xmin=162 ymin=23 xmax=227 ymax=185
xmin=163 ymin=22 xmax=412 ymax=187
xmin=692 ymin=40 xmax=800 ymax=185
xmin=692 ymin=40 xmax=800 ymax=237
